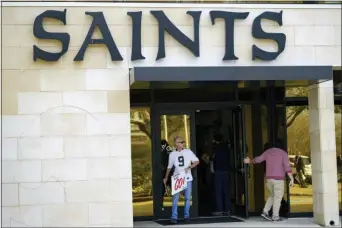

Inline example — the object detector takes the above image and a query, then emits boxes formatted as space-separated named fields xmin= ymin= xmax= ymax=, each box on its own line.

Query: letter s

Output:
xmin=252 ymin=10 xmax=286 ymax=61
xmin=33 ymin=9 xmax=70 ymax=61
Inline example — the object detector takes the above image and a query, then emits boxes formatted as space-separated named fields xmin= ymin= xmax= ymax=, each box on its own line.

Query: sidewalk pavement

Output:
xmin=134 ymin=217 xmax=341 ymax=227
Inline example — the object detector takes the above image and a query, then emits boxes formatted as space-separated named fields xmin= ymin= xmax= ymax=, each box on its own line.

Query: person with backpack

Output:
xmin=243 ymin=140 xmax=294 ymax=222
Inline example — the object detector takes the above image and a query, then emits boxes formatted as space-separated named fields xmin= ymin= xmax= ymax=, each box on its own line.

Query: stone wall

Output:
xmin=1 ymin=3 xmax=341 ymax=227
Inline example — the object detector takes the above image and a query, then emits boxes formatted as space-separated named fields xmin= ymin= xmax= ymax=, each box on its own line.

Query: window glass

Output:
xmin=286 ymin=106 xmax=313 ymax=213
xmin=131 ymin=107 xmax=153 ymax=217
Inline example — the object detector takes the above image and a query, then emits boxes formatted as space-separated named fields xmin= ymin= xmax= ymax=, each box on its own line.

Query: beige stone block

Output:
xmin=2 ymin=160 xmax=41 ymax=183
xmin=85 ymin=69 xmax=129 ymax=91
xmin=64 ymin=136 xmax=111 ymax=158
xmin=315 ymin=46 xmax=341 ymax=66
xmin=67 ymin=7 xmax=131 ymax=25
xmin=89 ymin=203 xmax=133 ymax=226
xmin=40 ymin=69 xmax=86 ymax=91
xmin=313 ymin=192 xmax=340 ymax=226
xmin=2 ymin=25 xmax=38 ymax=46
xmin=88 ymin=157 xmax=132 ymax=180
xmin=2 ymin=184 xmax=19 ymax=206
xmin=1 ymin=206 xmax=42 ymax=227
xmin=2 ymin=47 xmax=33 ymax=70
xmin=110 ymin=134 xmax=131 ymax=157
xmin=42 ymin=159 xmax=87 ymax=181
xmin=2 ymin=70 xmax=41 ymax=92
xmin=313 ymin=9 xmax=341 ymax=25
xmin=40 ymin=113 xmax=87 ymax=136
xmin=43 ymin=204 xmax=89 ymax=227
xmin=107 ymin=47 xmax=129 ymax=69
xmin=86 ymin=113 xmax=130 ymax=135
xmin=274 ymin=46 xmax=315 ymax=66
xmin=2 ymin=138 xmax=18 ymax=160
xmin=294 ymin=26 xmax=335 ymax=46
xmin=18 ymin=137 xmax=64 ymax=160
xmin=282 ymin=9 xmax=316 ymax=26
xmin=61 ymin=48 xmax=108 ymax=69
xmin=63 ymin=91 xmax=108 ymax=113
xmin=2 ymin=91 xmax=18 ymax=115
xmin=2 ymin=115 xmax=40 ymax=137
xmin=19 ymin=182 xmax=65 ymax=205
xmin=107 ymin=91 xmax=130 ymax=113
xmin=2 ymin=7 xmax=65 ymax=25
xmin=65 ymin=179 xmax=132 ymax=203
xmin=18 ymin=92 xmax=63 ymax=115
xmin=334 ymin=26 xmax=341 ymax=46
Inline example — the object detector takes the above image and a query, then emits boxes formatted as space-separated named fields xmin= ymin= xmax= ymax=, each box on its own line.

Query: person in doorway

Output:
xmin=243 ymin=140 xmax=294 ymax=222
xmin=296 ymin=156 xmax=307 ymax=188
xmin=211 ymin=133 xmax=232 ymax=216
xmin=163 ymin=136 xmax=200 ymax=224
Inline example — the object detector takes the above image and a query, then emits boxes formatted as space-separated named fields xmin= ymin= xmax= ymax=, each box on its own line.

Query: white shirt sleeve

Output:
xmin=189 ymin=150 xmax=199 ymax=162
xmin=167 ymin=153 xmax=174 ymax=169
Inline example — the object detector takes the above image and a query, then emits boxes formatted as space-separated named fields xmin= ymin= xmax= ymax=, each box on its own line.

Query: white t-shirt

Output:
xmin=167 ymin=149 xmax=199 ymax=182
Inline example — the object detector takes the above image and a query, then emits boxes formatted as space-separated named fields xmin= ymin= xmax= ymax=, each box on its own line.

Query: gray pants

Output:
xmin=263 ymin=179 xmax=284 ymax=220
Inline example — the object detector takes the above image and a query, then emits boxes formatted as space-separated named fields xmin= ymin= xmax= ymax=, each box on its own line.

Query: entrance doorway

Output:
xmin=152 ymin=103 xmax=248 ymax=220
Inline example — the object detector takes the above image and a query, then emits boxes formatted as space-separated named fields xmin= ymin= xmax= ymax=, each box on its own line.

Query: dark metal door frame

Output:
xmin=232 ymin=105 xmax=249 ymax=218
xmin=151 ymin=101 xmax=249 ymax=219
xmin=152 ymin=105 xmax=198 ymax=219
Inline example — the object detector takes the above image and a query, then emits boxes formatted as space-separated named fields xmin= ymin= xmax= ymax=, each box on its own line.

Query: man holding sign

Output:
xmin=163 ymin=136 xmax=200 ymax=224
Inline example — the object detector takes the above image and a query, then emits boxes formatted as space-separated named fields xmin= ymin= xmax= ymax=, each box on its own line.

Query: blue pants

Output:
xmin=171 ymin=181 xmax=192 ymax=220
xmin=214 ymin=171 xmax=231 ymax=212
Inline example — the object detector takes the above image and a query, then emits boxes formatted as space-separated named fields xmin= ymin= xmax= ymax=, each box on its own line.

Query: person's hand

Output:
xmin=244 ymin=157 xmax=251 ymax=164
xmin=185 ymin=167 xmax=191 ymax=173
xmin=163 ymin=178 xmax=167 ymax=184
xmin=289 ymin=178 xmax=294 ymax=187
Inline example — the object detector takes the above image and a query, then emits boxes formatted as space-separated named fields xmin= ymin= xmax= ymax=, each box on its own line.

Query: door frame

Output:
xmin=152 ymin=106 xmax=198 ymax=219
xmin=151 ymin=102 xmax=249 ymax=220
xmin=232 ymin=105 xmax=249 ymax=218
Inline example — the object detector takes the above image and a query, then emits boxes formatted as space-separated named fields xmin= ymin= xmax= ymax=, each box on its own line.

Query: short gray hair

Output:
xmin=174 ymin=136 xmax=182 ymax=143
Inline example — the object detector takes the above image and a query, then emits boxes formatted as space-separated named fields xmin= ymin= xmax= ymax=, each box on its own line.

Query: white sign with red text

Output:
xmin=171 ymin=171 xmax=187 ymax=195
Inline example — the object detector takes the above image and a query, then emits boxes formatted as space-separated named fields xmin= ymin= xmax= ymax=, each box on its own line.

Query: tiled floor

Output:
xmin=134 ymin=217 xmax=330 ymax=227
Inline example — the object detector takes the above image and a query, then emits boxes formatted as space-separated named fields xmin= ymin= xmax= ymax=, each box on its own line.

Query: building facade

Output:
xmin=1 ymin=1 xmax=341 ymax=227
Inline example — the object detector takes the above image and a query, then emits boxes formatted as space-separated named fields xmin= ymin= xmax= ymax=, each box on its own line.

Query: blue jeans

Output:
xmin=214 ymin=171 xmax=231 ymax=212
xmin=171 ymin=181 xmax=192 ymax=220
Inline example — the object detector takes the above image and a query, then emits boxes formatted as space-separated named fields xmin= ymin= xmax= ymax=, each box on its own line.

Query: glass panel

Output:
xmin=131 ymin=107 xmax=153 ymax=217
xmin=335 ymin=105 xmax=342 ymax=211
xmin=161 ymin=114 xmax=192 ymax=207
xmin=286 ymin=106 xmax=313 ymax=213
xmin=286 ymin=87 xmax=308 ymax=97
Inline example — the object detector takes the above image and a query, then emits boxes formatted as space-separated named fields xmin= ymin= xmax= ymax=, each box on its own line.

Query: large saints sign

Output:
xmin=33 ymin=9 xmax=286 ymax=62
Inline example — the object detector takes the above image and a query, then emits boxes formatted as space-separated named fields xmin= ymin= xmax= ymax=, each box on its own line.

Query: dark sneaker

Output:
xmin=170 ymin=219 xmax=177 ymax=224
xmin=212 ymin=211 xmax=223 ymax=216
xmin=183 ymin=218 xmax=190 ymax=223
xmin=261 ymin=212 xmax=272 ymax=221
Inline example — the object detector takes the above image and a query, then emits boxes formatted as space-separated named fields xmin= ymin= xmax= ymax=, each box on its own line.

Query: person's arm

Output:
xmin=283 ymin=152 xmax=294 ymax=185
xmin=245 ymin=150 xmax=267 ymax=164
xmin=189 ymin=151 xmax=200 ymax=169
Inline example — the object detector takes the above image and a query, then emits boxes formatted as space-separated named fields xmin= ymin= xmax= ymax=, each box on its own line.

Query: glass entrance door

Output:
xmin=232 ymin=105 xmax=249 ymax=218
xmin=152 ymin=109 xmax=198 ymax=219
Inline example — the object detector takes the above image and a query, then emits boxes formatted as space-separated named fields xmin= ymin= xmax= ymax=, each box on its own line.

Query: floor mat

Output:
xmin=155 ymin=216 xmax=244 ymax=226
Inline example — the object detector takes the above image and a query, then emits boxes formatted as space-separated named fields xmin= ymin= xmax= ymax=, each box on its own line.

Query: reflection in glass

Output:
xmin=286 ymin=106 xmax=313 ymax=213
xmin=161 ymin=115 xmax=192 ymax=207
xmin=131 ymin=107 xmax=153 ymax=217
